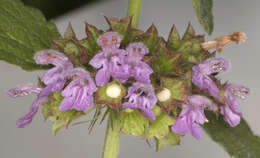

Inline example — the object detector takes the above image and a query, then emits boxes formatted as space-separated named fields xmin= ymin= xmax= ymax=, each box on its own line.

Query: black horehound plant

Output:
xmin=1 ymin=0 xmax=259 ymax=158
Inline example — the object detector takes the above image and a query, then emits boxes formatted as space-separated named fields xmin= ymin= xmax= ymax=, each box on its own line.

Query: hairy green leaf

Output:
xmin=192 ymin=0 xmax=214 ymax=35
xmin=0 ymin=0 xmax=60 ymax=71
xmin=203 ymin=111 xmax=260 ymax=158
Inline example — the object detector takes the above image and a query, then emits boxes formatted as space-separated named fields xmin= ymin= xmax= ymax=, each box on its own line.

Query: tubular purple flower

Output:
xmin=221 ymin=84 xmax=249 ymax=127
xmin=89 ymin=32 xmax=126 ymax=86
xmin=192 ymin=58 xmax=229 ymax=99
xmin=8 ymin=84 xmax=52 ymax=128
xmin=113 ymin=42 xmax=153 ymax=83
xmin=59 ymin=68 xmax=97 ymax=112
xmin=122 ymin=82 xmax=157 ymax=120
xmin=8 ymin=50 xmax=74 ymax=128
xmin=171 ymin=95 xmax=215 ymax=139
xmin=35 ymin=50 xmax=73 ymax=93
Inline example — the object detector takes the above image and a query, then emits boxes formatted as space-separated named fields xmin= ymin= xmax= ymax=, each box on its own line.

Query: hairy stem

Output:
xmin=127 ymin=0 xmax=142 ymax=28
xmin=101 ymin=110 xmax=121 ymax=158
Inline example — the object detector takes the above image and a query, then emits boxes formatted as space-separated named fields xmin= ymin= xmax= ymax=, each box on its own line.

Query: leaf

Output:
xmin=146 ymin=113 xmax=174 ymax=139
xmin=192 ymin=0 xmax=214 ymax=35
xmin=0 ymin=0 xmax=61 ymax=71
xmin=120 ymin=110 xmax=149 ymax=137
xmin=156 ymin=131 xmax=181 ymax=151
xmin=203 ymin=111 xmax=260 ymax=158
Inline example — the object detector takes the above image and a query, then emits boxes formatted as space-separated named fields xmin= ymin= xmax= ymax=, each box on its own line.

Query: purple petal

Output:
xmin=222 ymin=105 xmax=241 ymax=127
xmin=171 ymin=115 xmax=190 ymax=135
xmin=59 ymin=97 xmax=74 ymax=112
xmin=123 ymin=82 xmax=157 ymax=120
xmin=141 ymin=108 xmax=155 ymax=120
xmin=228 ymin=84 xmax=249 ymax=100
xmin=187 ymin=95 xmax=215 ymax=110
xmin=122 ymin=102 xmax=137 ymax=109
xmin=198 ymin=58 xmax=230 ymax=75
xmin=60 ymin=68 xmax=97 ymax=112
xmin=225 ymin=93 xmax=242 ymax=115
xmin=95 ymin=66 xmax=111 ymax=87
xmin=133 ymin=62 xmax=153 ymax=83
xmin=126 ymin=42 xmax=148 ymax=59
xmin=97 ymin=32 xmax=122 ymax=49
xmin=191 ymin=123 xmax=203 ymax=139
xmin=34 ymin=50 xmax=69 ymax=66
xmin=89 ymin=52 xmax=106 ymax=69
xmin=16 ymin=96 xmax=48 ymax=128
xmin=7 ymin=85 xmax=42 ymax=98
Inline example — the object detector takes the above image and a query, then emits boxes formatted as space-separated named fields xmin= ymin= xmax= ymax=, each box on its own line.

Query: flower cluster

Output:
xmin=8 ymin=31 xmax=157 ymax=127
xmin=8 ymin=50 xmax=97 ymax=127
xmin=7 ymin=20 xmax=249 ymax=143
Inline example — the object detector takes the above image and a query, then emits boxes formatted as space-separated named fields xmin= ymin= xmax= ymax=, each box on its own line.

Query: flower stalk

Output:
xmin=102 ymin=110 xmax=121 ymax=158
xmin=127 ymin=0 xmax=142 ymax=28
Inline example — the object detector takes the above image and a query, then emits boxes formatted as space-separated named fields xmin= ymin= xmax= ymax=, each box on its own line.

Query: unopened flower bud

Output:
xmin=106 ymin=84 xmax=122 ymax=98
xmin=157 ymin=88 xmax=171 ymax=102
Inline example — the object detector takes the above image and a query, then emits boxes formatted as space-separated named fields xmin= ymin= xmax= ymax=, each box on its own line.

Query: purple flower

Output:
xmin=221 ymin=84 xmax=249 ymax=127
xmin=7 ymin=85 xmax=49 ymax=128
xmin=8 ymin=50 xmax=73 ymax=128
xmin=89 ymin=32 xmax=126 ymax=86
xmin=171 ymin=95 xmax=216 ymax=139
xmin=35 ymin=50 xmax=73 ymax=93
xmin=192 ymin=58 xmax=229 ymax=99
xmin=113 ymin=42 xmax=153 ymax=83
xmin=122 ymin=82 xmax=157 ymax=120
xmin=59 ymin=68 xmax=97 ymax=112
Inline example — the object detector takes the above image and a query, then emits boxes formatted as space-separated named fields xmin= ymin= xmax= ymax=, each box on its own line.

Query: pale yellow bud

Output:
xmin=157 ymin=88 xmax=171 ymax=102
xmin=106 ymin=84 xmax=121 ymax=98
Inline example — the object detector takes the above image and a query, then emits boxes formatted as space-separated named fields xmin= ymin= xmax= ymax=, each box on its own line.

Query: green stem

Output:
xmin=102 ymin=110 xmax=121 ymax=158
xmin=127 ymin=0 xmax=142 ymax=28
